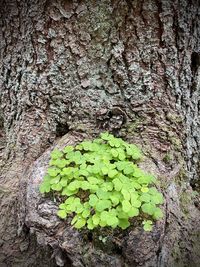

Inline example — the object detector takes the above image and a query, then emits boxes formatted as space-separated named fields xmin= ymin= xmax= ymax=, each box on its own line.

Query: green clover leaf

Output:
xmin=39 ymin=132 xmax=164 ymax=232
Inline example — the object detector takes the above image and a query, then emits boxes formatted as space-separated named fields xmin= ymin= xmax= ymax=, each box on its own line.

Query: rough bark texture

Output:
xmin=0 ymin=0 xmax=200 ymax=266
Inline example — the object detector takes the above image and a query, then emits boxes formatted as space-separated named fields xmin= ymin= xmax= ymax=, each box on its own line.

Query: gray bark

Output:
xmin=0 ymin=0 xmax=200 ymax=266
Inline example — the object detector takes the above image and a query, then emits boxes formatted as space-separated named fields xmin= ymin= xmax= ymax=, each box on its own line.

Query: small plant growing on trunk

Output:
xmin=40 ymin=132 xmax=164 ymax=231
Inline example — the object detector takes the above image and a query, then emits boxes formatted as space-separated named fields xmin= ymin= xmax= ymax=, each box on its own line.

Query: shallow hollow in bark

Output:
xmin=22 ymin=132 xmax=200 ymax=267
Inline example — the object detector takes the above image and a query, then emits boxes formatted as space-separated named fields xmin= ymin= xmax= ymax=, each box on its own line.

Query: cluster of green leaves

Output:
xmin=39 ymin=132 xmax=163 ymax=231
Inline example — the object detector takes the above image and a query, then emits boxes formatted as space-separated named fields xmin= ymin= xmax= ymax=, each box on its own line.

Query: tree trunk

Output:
xmin=0 ymin=0 xmax=200 ymax=266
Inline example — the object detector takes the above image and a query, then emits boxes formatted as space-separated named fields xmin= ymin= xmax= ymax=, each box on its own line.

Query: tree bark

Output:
xmin=0 ymin=0 xmax=200 ymax=266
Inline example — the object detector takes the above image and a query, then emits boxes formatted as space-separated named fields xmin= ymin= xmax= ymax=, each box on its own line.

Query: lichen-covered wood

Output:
xmin=0 ymin=0 xmax=199 ymax=266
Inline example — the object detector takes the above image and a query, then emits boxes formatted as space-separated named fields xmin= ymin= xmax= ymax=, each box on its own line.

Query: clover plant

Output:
xmin=39 ymin=132 xmax=164 ymax=231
